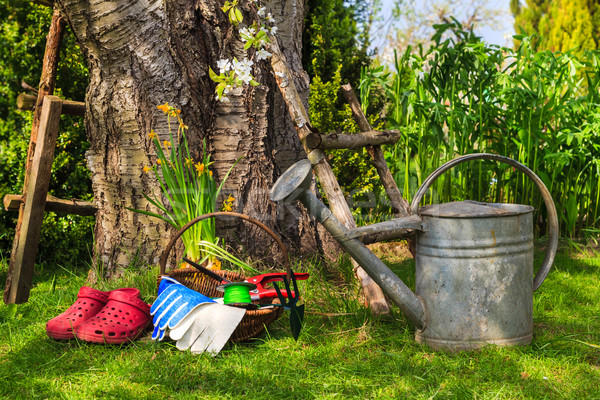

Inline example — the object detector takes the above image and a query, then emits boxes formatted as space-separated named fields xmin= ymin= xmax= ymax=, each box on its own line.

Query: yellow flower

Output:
xmin=157 ymin=102 xmax=170 ymax=114
xmin=157 ymin=159 xmax=162 ymax=165
xmin=227 ymin=195 xmax=235 ymax=203
xmin=163 ymin=140 xmax=171 ymax=147
xmin=209 ymin=258 xmax=222 ymax=270
xmin=195 ymin=162 xmax=205 ymax=174
xmin=209 ymin=170 xmax=213 ymax=177
xmin=223 ymin=203 xmax=233 ymax=212
xmin=148 ymin=130 xmax=157 ymax=139
xmin=179 ymin=122 xmax=188 ymax=130
xmin=143 ymin=165 xmax=151 ymax=173
xmin=185 ymin=158 xmax=193 ymax=166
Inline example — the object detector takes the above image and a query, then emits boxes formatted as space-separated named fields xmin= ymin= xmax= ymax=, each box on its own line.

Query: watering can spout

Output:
xmin=270 ymin=159 xmax=427 ymax=329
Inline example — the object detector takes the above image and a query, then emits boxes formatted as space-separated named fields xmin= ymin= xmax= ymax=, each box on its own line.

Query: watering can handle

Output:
xmin=410 ymin=153 xmax=559 ymax=291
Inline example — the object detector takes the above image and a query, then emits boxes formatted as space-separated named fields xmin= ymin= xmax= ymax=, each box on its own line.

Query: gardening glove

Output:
xmin=169 ymin=303 xmax=246 ymax=355
xmin=151 ymin=277 xmax=215 ymax=341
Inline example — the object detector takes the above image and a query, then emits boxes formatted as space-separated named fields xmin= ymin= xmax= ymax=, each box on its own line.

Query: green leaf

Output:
xmin=234 ymin=7 xmax=243 ymax=24
xmin=216 ymin=82 xmax=226 ymax=98
xmin=208 ymin=67 xmax=220 ymax=81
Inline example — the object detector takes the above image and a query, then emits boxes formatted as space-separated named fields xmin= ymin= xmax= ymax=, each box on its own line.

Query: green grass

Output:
xmin=0 ymin=249 xmax=599 ymax=399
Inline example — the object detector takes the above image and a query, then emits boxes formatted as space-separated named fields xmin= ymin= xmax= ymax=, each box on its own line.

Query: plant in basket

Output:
xmin=130 ymin=102 xmax=238 ymax=269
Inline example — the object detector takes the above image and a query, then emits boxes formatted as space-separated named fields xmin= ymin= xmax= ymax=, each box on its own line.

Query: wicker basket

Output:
xmin=158 ymin=212 xmax=288 ymax=342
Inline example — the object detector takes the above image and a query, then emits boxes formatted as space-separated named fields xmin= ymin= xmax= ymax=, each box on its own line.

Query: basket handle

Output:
xmin=159 ymin=212 xmax=291 ymax=277
xmin=410 ymin=153 xmax=559 ymax=292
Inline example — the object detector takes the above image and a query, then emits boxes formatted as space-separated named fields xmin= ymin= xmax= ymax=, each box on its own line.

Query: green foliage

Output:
xmin=365 ymin=21 xmax=600 ymax=238
xmin=303 ymin=0 xmax=371 ymax=87
xmin=308 ymin=69 xmax=383 ymax=223
xmin=511 ymin=0 xmax=600 ymax=52
xmin=0 ymin=0 xmax=92 ymax=267
xmin=305 ymin=0 xmax=387 ymax=223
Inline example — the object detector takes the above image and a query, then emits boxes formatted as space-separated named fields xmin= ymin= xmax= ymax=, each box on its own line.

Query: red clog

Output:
xmin=46 ymin=287 xmax=140 ymax=340
xmin=73 ymin=290 xmax=151 ymax=344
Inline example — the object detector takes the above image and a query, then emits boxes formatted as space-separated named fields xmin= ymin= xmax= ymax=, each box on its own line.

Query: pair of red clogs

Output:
xmin=46 ymin=286 xmax=151 ymax=344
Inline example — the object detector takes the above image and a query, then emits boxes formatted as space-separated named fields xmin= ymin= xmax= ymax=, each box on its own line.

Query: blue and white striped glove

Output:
xmin=150 ymin=276 xmax=215 ymax=341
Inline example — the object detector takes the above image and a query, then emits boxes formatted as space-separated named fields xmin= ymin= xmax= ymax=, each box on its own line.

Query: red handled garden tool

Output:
xmin=182 ymin=257 xmax=309 ymax=301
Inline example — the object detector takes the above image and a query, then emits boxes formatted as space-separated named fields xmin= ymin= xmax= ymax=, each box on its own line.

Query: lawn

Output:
xmin=0 ymin=247 xmax=599 ymax=399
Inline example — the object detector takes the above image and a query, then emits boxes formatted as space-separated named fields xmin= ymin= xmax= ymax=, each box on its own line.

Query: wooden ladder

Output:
xmin=3 ymin=8 xmax=94 ymax=304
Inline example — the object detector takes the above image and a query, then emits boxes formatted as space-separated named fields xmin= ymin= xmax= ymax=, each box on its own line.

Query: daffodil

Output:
xmin=157 ymin=102 xmax=170 ymax=114
xmin=227 ymin=195 xmax=235 ymax=203
xmin=209 ymin=258 xmax=222 ymax=270
xmin=130 ymin=103 xmax=242 ymax=266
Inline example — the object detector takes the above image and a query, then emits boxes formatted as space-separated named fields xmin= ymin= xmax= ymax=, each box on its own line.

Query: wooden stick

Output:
xmin=61 ymin=99 xmax=85 ymax=116
xmin=4 ymin=96 xmax=63 ymax=303
xmin=268 ymin=38 xmax=390 ymax=314
xmin=17 ymin=93 xmax=85 ymax=116
xmin=16 ymin=93 xmax=36 ymax=111
xmin=338 ymin=214 xmax=422 ymax=243
xmin=305 ymin=129 xmax=401 ymax=150
xmin=340 ymin=84 xmax=411 ymax=217
xmin=4 ymin=194 xmax=96 ymax=216
xmin=4 ymin=9 xmax=65 ymax=304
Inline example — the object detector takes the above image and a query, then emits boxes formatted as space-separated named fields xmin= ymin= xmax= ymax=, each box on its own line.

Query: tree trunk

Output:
xmin=56 ymin=0 xmax=323 ymax=278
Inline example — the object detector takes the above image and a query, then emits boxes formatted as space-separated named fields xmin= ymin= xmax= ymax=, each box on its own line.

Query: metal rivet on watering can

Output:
xmin=270 ymin=154 xmax=559 ymax=352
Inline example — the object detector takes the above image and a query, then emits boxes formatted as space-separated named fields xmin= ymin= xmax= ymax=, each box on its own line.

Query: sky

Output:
xmin=375 ymin=0 xmax=515 ymax=52
xmin=474 ymin=0 xmax=514 ymax=46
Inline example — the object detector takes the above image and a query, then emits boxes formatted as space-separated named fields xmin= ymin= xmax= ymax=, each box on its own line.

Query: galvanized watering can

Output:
xmin=270 ymin=153 xmax=559 ymax=351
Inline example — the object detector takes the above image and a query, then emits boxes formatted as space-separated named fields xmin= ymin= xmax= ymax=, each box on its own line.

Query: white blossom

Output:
xmin=239 ymin=27 xmax=251 ymax=42
xmin=217 ymin=59 xmax=231 ymax=74
xmin=232 ymin=58 xmax=254 ymax=75
xmin=266 ymin=13 xmax=275 ymax=24
xmin=257 ymin=6 xmax=266 ymax=17
xmin=239 ymin=73 xmax=253 ymax=85
xmin=256 ymin=48 xmax=272 ymax=61
xmin=270 ymin=26 xmax=278 ymax=35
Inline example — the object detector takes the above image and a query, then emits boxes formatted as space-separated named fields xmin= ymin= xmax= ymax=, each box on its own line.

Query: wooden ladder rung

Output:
xmin=338 ymin=214 xmax=422 ymax=244
xmin=4 ymin=194 xmax=96 ymax=216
